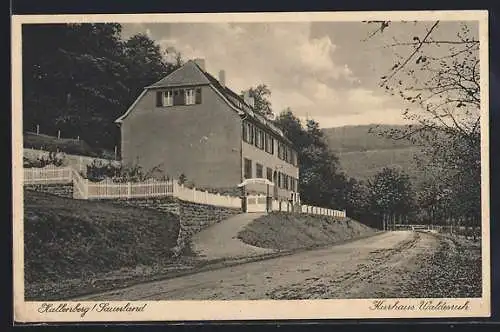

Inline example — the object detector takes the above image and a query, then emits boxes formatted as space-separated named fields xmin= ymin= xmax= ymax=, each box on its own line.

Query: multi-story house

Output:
xmin=115 ymin=58 xmax=300 ymax=207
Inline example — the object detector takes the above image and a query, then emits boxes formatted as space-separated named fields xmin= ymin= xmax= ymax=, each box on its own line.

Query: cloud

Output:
xmin=122 ymin=22 xmax=399 ymax=126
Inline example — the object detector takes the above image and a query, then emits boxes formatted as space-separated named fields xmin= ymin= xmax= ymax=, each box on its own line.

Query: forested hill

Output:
xmin=322 ymin=124 xmax=426 ymax=187
xmin=322 ymin=124 xmax=417 ymax=153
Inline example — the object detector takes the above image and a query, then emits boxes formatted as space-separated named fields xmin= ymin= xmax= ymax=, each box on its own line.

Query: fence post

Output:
xmin=84 ymin=178 xmax=89 ymax=199
xmin=172 ymin=180 xmax=178 ymax=196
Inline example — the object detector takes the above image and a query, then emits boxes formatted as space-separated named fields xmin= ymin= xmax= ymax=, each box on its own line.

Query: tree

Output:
xmin=22 ymin=23 xmax=182 ymax=152
xmin=364 ymin=20 xmax=481 ymax=227
xmin=345 ymin=178 xmax=374 ymax=226
xmin=367 ymin=167 xmax=416 ymax=230
xmin=274 ymin=108 xmax=349 ymax=209
xmin=123 ymin=33 xmax=178 ymax=105
xmin=365 ymin=21 xmax=479 ymax=139
xmin=244 ymin=84 xmax=274 ymax=119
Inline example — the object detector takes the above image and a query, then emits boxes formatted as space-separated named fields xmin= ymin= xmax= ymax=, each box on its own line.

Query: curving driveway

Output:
xmin=190 ymin=212 xmax=277 ymax=260
xmin=77 ymin=231 xmax=444 ymax=301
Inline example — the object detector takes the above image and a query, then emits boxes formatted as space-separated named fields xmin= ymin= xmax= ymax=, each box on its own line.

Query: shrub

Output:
xmin=86 ymin=160 xmax=120 ymax=182
xmin=23 ymin=152 xmax=65 ymax=168
xmin=86 ymin=161 xmax=169 ymax=183
xmin=178 ymin=173 xmax=187 ymax=185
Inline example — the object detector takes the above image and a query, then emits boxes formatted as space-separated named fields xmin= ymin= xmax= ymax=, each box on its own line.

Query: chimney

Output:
xmin=243 ymin=90 xmax=255 ymax=108
xmin=193 ymin=58 xmax=206 ymax=71
xmin=219 ymin=70 xmax=226 ymax=87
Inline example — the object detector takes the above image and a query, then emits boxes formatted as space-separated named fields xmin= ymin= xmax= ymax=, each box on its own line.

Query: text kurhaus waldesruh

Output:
xmin=369 ymin=300 xmax=471 ymax=311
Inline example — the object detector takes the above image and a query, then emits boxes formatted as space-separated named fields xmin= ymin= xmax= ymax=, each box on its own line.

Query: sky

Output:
xmin=122 ymin=21 xmax=478 ymax=129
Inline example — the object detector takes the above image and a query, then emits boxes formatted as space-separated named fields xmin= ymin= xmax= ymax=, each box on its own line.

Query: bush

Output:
xmin=86 ymin=160 xmax=120 ymax=182
xmin=86 ymin=160 xmax=169 ymax=183
xmin=23 ymin=152 xmax=65 ymax=168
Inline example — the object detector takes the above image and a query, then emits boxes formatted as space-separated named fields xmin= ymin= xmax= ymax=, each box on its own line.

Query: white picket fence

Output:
xmin=23 ymin=166 xmax=72 ymax=185
xmin=23 ymin=165 xmax=347 ymax=216
xmin=301 ymin=204 xmax=346 ymax=218
xmin=23 ymin=165 xmax=242 ymax=209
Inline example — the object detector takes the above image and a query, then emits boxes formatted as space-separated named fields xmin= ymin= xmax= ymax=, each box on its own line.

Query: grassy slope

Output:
xmin=23 ymin=132 xmax=114 ymax=158
xmin=24 ymin=190 xmax=180 ymax=288
xmin=238 ymin=212 xmax=377 ymax=251
xmin=322 ymin=124 xmax=416 ymax=153
xmin=338 ymin=146 xmax=427 ymax=185
xmin=322 ymin=125 xmax=429 ymax=187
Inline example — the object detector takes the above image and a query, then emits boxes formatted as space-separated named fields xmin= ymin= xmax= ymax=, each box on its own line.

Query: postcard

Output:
xmin=12 ymin=10 xmax=490 ymax=322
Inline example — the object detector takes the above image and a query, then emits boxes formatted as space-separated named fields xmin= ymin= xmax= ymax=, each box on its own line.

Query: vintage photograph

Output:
xmin=12 ymin=11 xmax=490 ymax=321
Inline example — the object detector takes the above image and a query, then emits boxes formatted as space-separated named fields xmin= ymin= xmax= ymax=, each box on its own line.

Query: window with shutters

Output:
xmin=256 ymin=163 xmax=263 ymax=178
xmin=266 ymin=167 xmax=273 ymax=182
xmin=156 ymin=91 xmax=163 ymax=107
xmin=173 ymin=89 xmax=184 ymax=105
xmin=244 ymin=158 xmax=252 ymax=179
xmin=185 ymin=89 xmax=195 ymax=105
xmin=242 ymin=121 xmax=254 ymax=144
xmin=156 ymin=88 xmax=201 ymax=107
xmin=264 ymin=133 xmax=275 ymax=155
xmin=163 ymin=90 xmax=173 ymax=106
xmin=254 ymin=127 xmax=261 ymax=149
xmin=195 ymin=88 xmax=202 ymax=104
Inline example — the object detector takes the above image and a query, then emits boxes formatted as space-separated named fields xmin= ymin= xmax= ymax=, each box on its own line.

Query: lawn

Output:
xmin=237 ymin=212 xmax=377 ymax=251
xmin=23 ymin=132 xmax=113 ymax=158
xmin=24 ymin=190 xmax=181 ymax=300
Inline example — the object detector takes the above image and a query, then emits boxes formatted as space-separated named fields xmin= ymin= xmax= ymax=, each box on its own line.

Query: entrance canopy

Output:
xmin=237 ymin=178 xmax=274 ymax=187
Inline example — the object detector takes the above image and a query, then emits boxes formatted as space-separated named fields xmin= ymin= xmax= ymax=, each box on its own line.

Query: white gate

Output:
xmin=246 ymin=194 xmax=268 ymax=213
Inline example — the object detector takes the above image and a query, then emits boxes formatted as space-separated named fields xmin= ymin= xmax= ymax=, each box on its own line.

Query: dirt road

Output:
xmin=78 ymin=231 xmax=480 ymax=300
xmin=191 ymin=212 xmax=277 ymax=260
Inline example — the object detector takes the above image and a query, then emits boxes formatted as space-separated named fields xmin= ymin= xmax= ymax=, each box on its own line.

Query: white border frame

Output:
xmin=12 ymin=10 xmax=490 ymax=322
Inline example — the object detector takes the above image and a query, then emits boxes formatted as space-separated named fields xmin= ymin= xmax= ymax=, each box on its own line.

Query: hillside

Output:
xmin=322 ymin=124 xmax=418 ymax=153
xmin=24 ymin=190 xmax=181 ymax=300
xmin=23 ymin=132 xmax=115 ymax=159
xmin=237 ymin=212 xmax=377 ymax=250
xmin=322 ymin=125 xmax=428 ymax=187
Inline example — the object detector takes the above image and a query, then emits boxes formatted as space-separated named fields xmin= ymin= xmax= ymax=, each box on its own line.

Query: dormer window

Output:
xmin=156 ymin=87 xmax=202 ymax=107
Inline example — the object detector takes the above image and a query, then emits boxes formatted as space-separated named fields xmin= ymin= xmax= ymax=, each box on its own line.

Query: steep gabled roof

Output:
xmin=117 ymin=60 xmax=291 ymax=144
xmin=147 ymin=60 xmax=211 ymax=88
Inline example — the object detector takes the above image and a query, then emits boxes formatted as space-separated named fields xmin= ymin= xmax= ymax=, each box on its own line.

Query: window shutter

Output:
xmin=195 ymin=88 xmax=202 ymax=104
xmin=173 ymin=89 xmax=183 ymax=105
xmin=156 ymin=91 xmax=163 ymax=107
xmin=181 ymin=89 xmax=186 ymax=105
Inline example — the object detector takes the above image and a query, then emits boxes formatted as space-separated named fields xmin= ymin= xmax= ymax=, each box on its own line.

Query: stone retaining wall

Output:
xmin=112 ymin=197 xmax=242 ymax=253
xmin=25 ymin=186 xmax=242 ymax=254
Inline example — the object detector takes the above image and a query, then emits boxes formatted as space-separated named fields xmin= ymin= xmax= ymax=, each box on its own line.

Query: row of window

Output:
xmin=242 ymin=121 xmax=298 ymax=166
xmin=277 ymin=141 xmax=297 ymax=165
xmin=277 ymin=172 xmax=299 ymax=192
xmin=243 ymin=158 xmax=298 ymax=192
xmin=155 ymin=88 xmax=202 ymax=107
xmin=243 ymin=121 xmax=275 ymax=154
